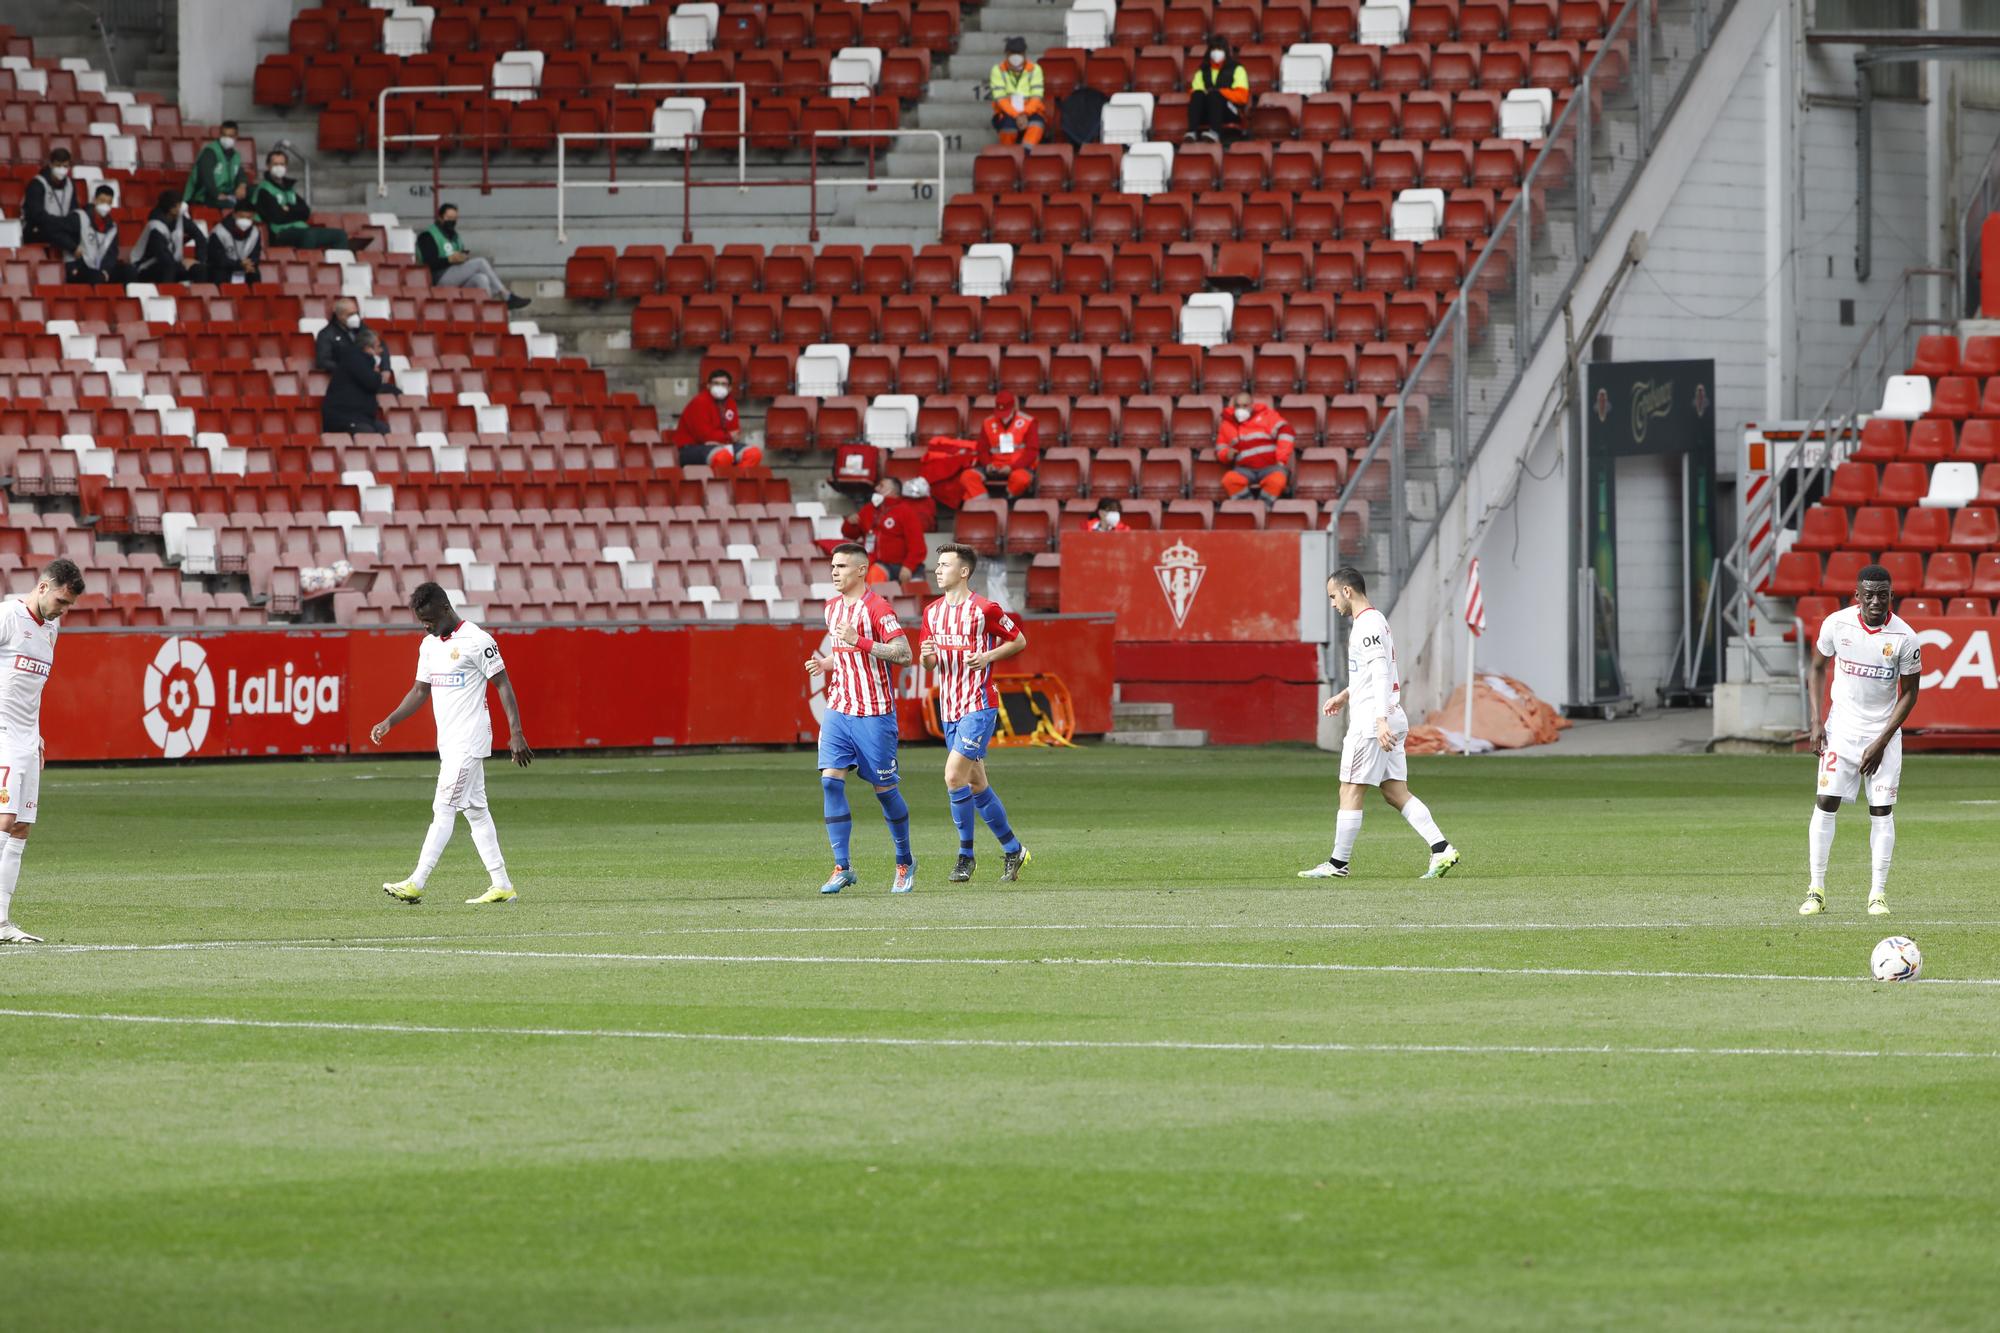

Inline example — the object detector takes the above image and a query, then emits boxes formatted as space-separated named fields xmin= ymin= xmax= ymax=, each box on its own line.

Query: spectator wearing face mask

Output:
xmin=989 ymin=37 xmax=1047 ymax=147
xmin=132 ymin=191 xmax=207 ymax=283
xmin=966 ymin=391 xmax=1040 ymax=500
xmin=1086 ymin=497 xmax=1130 ymax=532
xmin=1216 ymin=392 xmax=1296 ymax=501
xmin=323 ymin=327 xmax=398 ymax=436
xmin=204 ymin=199 xmax=264 ymax=285
xmin=253 ymin=151 xmax=370 ymax=252
xmin=840 ymin=477 xmax=929 ymax=584
xmin=417 ymin=202 xmax=532 ymax=309
xmin=183 ymin=120 xmax=249 ymax=210
xmin=315 ymin=298 xmax=368 ymax=373
xmin=23 ymin=148 xmax=82 ymax=257
xmin=672 ymin=369 xmax=764 ymax=468
xmin=69 ymin=185 xmax=132 ymax=285
xmin=1186 ymin=38 xmax=1250 ymax=144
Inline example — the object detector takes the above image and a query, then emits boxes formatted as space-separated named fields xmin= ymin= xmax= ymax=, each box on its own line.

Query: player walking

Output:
xmin=1300 ymin=568 xmax=1461 ymax=880
xmin=810 ymin=542 xmax=916 ymax=894
xmin=1801 ymin=564 xmax=1919 ymax=917
xmin=372 ymin=582 xmax=532 ymax=905
xmin=0 ymin=560 xmax=86 ymax=944
xmin=922 ymin=544 xmax=1030 ymax=883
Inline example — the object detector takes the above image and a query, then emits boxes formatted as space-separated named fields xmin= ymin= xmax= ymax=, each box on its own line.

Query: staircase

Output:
xmin=1102 ymin=699 xmax=1209 ymax=747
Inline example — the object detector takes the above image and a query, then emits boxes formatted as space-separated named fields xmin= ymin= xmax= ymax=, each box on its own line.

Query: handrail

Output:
xmin=377 ymin=82 xmax=748 ymax=200
xmin=1701 ymin=265 xmax=1956 ymax=687
xmin=807 ymin=129 xmax=946 ymax=242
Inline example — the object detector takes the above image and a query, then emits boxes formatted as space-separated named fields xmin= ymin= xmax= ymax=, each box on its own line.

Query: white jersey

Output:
xmin=1345 ymin=606 xmax=1406 ymax=732
xmin=0 ymin=596 xmax=59 ymax=744
xmin=1816 ymin=605 xmax=1920 ymax=755
xmin=416 ymin=620 xmax=505 ymax=758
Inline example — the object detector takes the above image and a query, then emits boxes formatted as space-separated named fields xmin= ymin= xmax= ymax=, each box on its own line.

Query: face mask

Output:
xmin=51 ymin=165 xmax=68 ymax=180
xmin=235 ymin=218 xmax=253 ymax=233
xmin=343 ymin=313 xmax=362 ymax=330
xmin=1008 ymin=54 xmax=1023 ymax=68
xmin=1234 ymin=406 xmax=1252 ymax=422
xmin=269 ymin=165 xmax=287 ymax=181
xmin=220 ymin=136 xmax=236 ymax=150
xmin=1210 ymin=49 xmax=1225 ymax=63
xmin=439 ymin=221 xmax=457 ymax=235
xmin=1102 ymin=512 xmax=1121 ymax=526
xmin=709 ymin=383 xmax=729 ymax=400
xmin=94 ymin=202 xmax=111 ymax=217
xmin=871 ymin=493 xmax=887 ymax=508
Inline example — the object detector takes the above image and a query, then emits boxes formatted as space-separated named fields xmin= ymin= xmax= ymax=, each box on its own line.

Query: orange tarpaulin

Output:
xmin=1406 ymin=674 xmax=1571 ymax=754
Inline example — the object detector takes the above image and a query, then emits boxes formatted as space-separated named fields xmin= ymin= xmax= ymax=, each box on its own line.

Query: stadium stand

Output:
xmin=1 ymin=21 xmax=879 ymax=629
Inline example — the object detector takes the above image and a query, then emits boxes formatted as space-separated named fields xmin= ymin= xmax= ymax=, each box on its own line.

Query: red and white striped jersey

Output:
xmin=923 ymin=593 xmax=1022 ymax=722
xmin=822 ymin=590 xmax=905 ymax=717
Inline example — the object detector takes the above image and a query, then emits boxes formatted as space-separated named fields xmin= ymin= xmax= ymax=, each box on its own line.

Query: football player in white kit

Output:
xmin=1801 ymin=564 xmax=1920 ymax=917
xmin=0 ymin=560 xmax=86 ymax=943
xmin=371 ymin=582 xmax=533 ymax=905
xmin=1300 ymin=567 xmax=1461 ymax=880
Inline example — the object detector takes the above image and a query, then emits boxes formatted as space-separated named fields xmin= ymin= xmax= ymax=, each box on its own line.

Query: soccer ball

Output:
xmin=1870 ymin=936 xmax=1923 ymax=982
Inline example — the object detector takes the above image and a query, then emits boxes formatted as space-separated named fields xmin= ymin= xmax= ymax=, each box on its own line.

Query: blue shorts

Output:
xmin=818 ymin=710 xmax=900 ymax=785
xmin=942 ymin=707 xmax=1000 ymax=761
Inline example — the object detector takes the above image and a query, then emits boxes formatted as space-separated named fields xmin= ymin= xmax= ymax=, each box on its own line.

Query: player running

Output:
xmin=922 ymin=543 xmax=1030 ymax=884
xmin=371 ymin=582 xmax=532 ymax=905
xmin=1801 ymin=563 xmax=1919 ymax=917
xmin=809 ymin=542 xmax=916 ymax=894
xmin=1300 ymin=567 xmax=1460 ymax=880
xmin=0 ymin=560 xmax=86 ymax=944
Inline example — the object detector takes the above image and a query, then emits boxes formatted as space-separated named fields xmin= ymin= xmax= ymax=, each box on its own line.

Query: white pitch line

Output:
xmin=20 ymin=917 xmax=2000 ymax=955
xmin=13 ymin=941 xmax=1997 ymax=987
xmin=0 ymin=1006 xmax=1995 ymax=1061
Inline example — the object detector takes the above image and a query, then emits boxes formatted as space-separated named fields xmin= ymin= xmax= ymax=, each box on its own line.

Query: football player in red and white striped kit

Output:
xmin=921 ymin=544 xmax=1030 ymax=883
xmin=808 ymin=542 xmax=916 ymax=894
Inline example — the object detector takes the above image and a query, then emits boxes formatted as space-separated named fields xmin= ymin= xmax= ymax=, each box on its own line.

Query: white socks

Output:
xmin=0 ymin=836 xmax=23 ymax=922
xmin=412 ymin=808 xmax=456 ymax=887
xmin=1807 ymin=807 xmax=1838 ymax=890
xmin=1331 ymin=810 xmax=1363 ymax=864
xmin=1400 ymin=796 xmax=1447 ymax=850
xmin=1869 ymin=812 xmax=1895 ymax=897
xmin=465 ymin=806 xmax=511 ymax=888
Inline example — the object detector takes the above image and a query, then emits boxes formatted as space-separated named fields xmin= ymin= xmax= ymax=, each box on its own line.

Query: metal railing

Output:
xmin=1324 ymin=0 xmax=1727 ymax=620
xmin=1701 ymin=265 xmax=1957 ymax=685
xmin=805 ymin=129 xmax=946 ymax=241
xmin=376 ymin=82 xmax=749 ymax=200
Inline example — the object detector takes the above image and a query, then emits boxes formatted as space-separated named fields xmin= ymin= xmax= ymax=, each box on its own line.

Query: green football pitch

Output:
xmin=4 ymin=746 xmax=1998 ymax=1330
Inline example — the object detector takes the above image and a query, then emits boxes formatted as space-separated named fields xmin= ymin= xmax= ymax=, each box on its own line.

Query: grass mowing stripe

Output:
xmin=3 ymin=1005 xmax=1998 ymax=1060
xmin=7 ymin=940 xmax=1993 ymax=985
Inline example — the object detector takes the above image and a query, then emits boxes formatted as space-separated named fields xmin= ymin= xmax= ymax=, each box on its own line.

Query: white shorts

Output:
xmin=0 ymin=745 xmax=41 ymax=822
xmin=434 ymin=755 xmax=488 ymax=813
xmin=1340 ymin=725 xmax=1409 ymax=787
xmin=1815 ymin=732 xmax=1902 ymax=806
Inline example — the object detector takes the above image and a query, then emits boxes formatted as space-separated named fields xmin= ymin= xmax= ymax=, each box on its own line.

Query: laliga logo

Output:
xmin=142 ymin=637 xmax=215 ymax=758
xmin=1154 ymin=540 xmax=1207 ymax=630
xmin=227 ymin=661 xmax=341 ymax=725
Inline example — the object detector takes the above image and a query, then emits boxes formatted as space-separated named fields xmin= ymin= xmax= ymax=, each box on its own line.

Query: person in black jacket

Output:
xmin=70 ymin=184 xmax=132 ymax=285
xmin=315 ymin=296 xmax=367 ymax=373
xmin=204 ymin=199 xmax=263 ymax=285
xmin=322 ymin=327 xmax=396 ymax=435
xmin=132 ymin=191 xmax=206 ymax=283
xmin=22 ymin=147 xmax=82 ymax=257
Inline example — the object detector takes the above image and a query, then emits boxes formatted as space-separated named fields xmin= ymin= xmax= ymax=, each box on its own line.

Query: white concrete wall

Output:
xmin=180 ymin=0 xmax=297 ymax=123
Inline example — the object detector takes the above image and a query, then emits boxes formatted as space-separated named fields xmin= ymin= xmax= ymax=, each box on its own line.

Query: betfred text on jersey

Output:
xmin=228 ymin=661 xmax=341 ymax=725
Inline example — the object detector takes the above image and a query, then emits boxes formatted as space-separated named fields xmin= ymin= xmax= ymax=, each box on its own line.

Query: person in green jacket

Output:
xmin=251 ymin=150 xmax=372 ymax=252
xmin=183 ymin=119 xmax=248 ymax=209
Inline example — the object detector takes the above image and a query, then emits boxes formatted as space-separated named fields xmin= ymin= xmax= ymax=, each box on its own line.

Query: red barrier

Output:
xmin=1115 ymin=642 xmax=1322 ymax=745
xmin=42 ymin=616 xmax=1115 ymax=761
xmin=1058 ymin=530 xmax=1305 ymax=642
xmin=1885 ymin=617 xmax=2000 ymax=742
